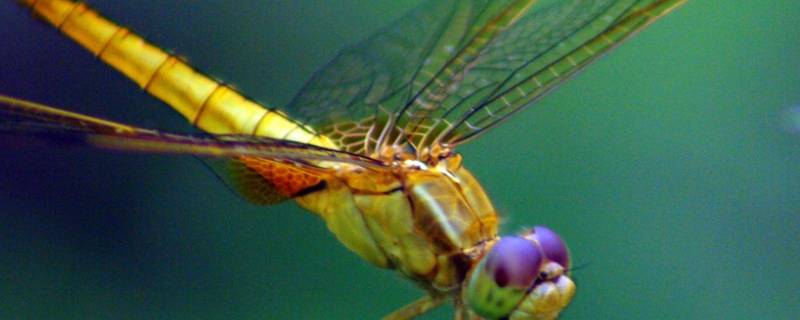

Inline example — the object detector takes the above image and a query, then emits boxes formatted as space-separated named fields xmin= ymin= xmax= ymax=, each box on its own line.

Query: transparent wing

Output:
xmin=287 ymin=0 xmax=531 ymax=154
xmin=0 ymin=94 xmax=386 ymax=204
xmin=287 ymin=0 xmax=685 ymax=153
xmin=0 ymin=95 xmax=384 ymax=166
xmin=435 ymin=0 xmax=687 ymax=146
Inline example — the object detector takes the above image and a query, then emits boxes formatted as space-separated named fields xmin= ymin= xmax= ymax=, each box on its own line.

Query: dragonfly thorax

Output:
xmin=373 ymin=140 xmax=456 ymax=167
xmin=295 ymin=148 xmax=499 ymax=291
xmin=389 ymin=155 xmax=500 ymax=291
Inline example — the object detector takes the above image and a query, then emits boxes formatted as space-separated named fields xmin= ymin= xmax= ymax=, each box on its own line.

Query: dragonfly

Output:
xmin=1 ymin=0 xmax=686 ymax=319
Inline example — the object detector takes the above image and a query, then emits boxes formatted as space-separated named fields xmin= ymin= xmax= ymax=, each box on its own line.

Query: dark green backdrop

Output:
xmin=1 ymin=1 xmax=798 ymax=319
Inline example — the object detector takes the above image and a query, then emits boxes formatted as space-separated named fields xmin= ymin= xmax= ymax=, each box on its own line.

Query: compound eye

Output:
xmin=486 ymin=237 xmax=543 ymax=288
xmin=465 ymin=237 xmax=543 ymax=319
xmin=529 ymin=226 xmax=570 ymax=270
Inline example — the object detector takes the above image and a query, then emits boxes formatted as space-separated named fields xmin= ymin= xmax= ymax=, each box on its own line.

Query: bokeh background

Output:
xmin=1 ymin=1 xmax=798 ymax=319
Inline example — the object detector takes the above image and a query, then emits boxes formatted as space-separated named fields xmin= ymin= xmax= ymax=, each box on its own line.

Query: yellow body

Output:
xmin=298 ymin=155 xmax=498 ymax=290
xmin=21 ymin=0 xmax=499 ymax=292
xmin=9 ymin=0 xmax=690 ymax=318
xmin=23 ymin=0 xmax=334 ymax=147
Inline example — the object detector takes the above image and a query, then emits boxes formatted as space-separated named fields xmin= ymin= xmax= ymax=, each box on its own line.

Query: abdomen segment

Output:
xmin=20 ymin=0 xmax=335 ymax=148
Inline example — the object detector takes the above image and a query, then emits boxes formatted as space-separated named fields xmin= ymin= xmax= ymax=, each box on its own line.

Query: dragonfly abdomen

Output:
xmin=22 ymin=0 xmax=335 ymax=148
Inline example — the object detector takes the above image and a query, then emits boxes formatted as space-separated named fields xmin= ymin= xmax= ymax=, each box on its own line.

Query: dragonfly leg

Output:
xmin=453 ymin=299 xmax=465 ymax=320
xmin=382 ymin=295 xmax=446 ymax=320
xmin=452 ymin=296 xmax=481 ymax=320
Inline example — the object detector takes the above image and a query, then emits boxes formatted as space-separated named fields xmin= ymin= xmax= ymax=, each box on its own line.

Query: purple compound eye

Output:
xmin=465 ymin=237 xmax=543 ymax=319
xmin=485 ymin=236 xmax=543 ymax=288
xmin=530 ymin=226 xmax=570 ymax=269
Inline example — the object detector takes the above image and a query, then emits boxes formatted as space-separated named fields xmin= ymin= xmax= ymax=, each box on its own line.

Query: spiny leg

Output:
xmin=453 ymin=296 xmax=480 ymax=320
xmin=454 ymin=298 xmax=465 ymax=320
xmin=383 ymin=295 xmax=446 ymax=320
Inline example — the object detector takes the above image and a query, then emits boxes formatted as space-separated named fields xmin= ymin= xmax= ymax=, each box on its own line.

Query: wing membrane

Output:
xmin=396 ymin=0 xmax=537 ymax=147
xmin=287 ymin=0 xmax=685 ymax=153
xmin=0 ymin=94 xmax=386 ymax=204
xmin=0 ymin=94 xmax=384 ymax=167
xmin=203 ymin=156 xmax=327 ymax=205
xmin=437 ymin=0 xmax=687 ymax=145
xmin=287 ymin=0 xmax=533 ymax=154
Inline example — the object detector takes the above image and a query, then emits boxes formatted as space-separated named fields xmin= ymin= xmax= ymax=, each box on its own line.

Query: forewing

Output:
xmin=286 ymin=0 xmax=530 ymax=154
xmin=431 ymin=0 xmax=687 ymax=145
xmin=288 ymin=0 xmax=685 ymax=153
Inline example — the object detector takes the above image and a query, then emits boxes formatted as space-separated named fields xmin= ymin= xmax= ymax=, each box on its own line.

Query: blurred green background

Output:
xmin=1 ymin=1 xmax=798 ymax=319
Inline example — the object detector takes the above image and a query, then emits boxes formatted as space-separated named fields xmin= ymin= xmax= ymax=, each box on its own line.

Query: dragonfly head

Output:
xmin=464 ymin=226 xmax=574 ymax=319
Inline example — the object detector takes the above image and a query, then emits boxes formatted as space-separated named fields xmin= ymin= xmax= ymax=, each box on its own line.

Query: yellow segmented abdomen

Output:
xmin=21 ymin=0 xmax=336 ymax=149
